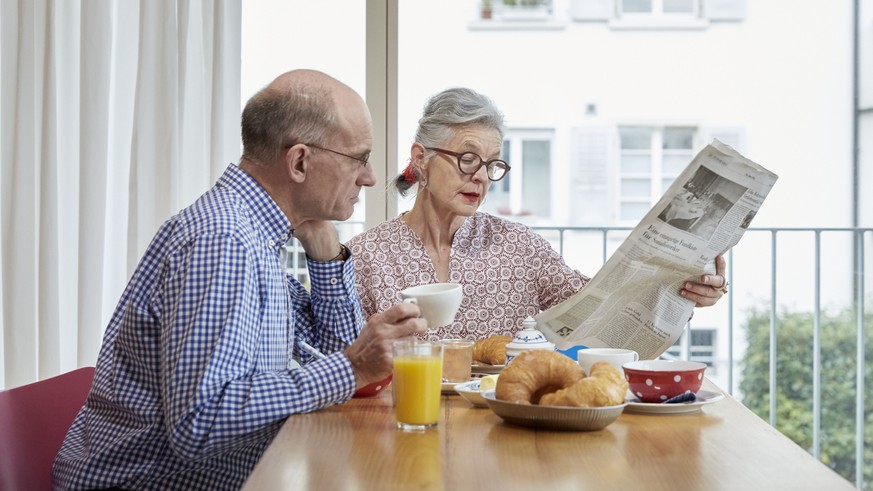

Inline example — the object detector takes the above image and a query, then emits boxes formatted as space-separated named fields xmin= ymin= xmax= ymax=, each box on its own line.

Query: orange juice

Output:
xmin=393 ymin=354 xmax=443 ymax=427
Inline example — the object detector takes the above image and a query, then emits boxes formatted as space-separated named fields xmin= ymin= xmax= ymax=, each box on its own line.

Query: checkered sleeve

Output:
xmin=294 ymin=254 xmax=364 ymax=357
xmin=159 ymin=234 xmax=355 ymax=461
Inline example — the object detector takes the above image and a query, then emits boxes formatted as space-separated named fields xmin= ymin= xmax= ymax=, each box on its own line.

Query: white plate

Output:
xmin=442 ymin=381 xmax=471 ymax=393
xmin=482 ymin=390 xmax=627 ymax=431
xmin=471 ymin=362 xmax=505 ymax=374
xmin=453 ymin=380 xmax=488 ymax=407
xmin=624 ymin=389 xmax=725 ymax=414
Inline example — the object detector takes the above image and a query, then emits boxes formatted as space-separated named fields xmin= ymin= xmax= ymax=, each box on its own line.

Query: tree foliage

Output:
xmin=740 ymin=307 xmax=873 ymax=488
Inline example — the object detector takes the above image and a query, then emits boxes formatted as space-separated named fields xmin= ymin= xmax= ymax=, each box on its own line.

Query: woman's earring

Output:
xmin=416 ymin=159 xmax=427 ymax=187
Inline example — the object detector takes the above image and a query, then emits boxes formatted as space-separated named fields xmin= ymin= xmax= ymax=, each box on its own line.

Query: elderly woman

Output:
xmin=348 ymin=87 xmax=726 ymax=341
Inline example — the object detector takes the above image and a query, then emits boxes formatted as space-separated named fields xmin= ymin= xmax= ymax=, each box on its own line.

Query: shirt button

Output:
xmin=330 ymin=278 xmax=338 ymax=285
xmin=268 ymin=240 xmax=275 ymax=247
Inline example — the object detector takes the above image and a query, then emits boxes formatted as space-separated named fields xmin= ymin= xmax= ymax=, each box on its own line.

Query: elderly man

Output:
xmin=53 ymin=70 xmax=426 ymax=490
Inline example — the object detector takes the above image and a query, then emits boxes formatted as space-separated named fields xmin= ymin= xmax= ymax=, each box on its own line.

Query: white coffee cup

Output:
xmin=577 ymin=348 xmax=639 ymax=374
xmin=400 ymin=283 xmax=463 ymax=328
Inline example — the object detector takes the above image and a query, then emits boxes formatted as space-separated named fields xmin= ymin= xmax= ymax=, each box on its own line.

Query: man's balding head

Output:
xmin=240 ymin=69 xmax=366 ymax=166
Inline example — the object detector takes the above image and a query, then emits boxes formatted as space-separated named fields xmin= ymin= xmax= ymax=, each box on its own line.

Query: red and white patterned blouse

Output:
xmin=347 ymin=212 xmax=589 ymax=341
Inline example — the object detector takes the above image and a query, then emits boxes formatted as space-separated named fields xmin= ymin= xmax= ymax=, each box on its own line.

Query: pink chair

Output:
xmin=0 ymin=366 xmax=95 ymax=491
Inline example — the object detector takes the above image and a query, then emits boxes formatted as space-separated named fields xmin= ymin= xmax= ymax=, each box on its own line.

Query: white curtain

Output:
xmin=0 ymin=0 xmax=242 ymax=389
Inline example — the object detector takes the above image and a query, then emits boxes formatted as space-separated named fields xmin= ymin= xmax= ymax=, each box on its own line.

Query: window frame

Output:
xmin=616 ymin=124 xmax=697 ymax=225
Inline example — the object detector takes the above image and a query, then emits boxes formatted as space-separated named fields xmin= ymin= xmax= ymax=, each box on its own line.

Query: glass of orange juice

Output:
xmin=392 ymin=339 xmax=443 ymax=431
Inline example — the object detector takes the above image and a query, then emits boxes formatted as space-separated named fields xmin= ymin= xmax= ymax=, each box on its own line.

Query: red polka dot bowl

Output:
xmin=623 ymin=360 xmax=707 ymax=403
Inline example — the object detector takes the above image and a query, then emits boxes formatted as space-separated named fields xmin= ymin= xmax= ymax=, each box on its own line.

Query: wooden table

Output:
xmin=242 ymin=380 xmax=855 ymax=490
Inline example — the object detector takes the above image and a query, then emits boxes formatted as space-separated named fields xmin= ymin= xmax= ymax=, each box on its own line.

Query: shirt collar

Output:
xmin=217 ymin=163 xmax=293 ymax=249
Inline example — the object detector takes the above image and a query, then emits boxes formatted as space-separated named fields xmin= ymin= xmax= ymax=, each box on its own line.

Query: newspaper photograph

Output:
xmin=536 ymin=139 xmax=779 ymax=359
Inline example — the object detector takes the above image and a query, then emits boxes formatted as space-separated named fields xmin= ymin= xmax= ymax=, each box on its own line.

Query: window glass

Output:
xmin=622 ymin=0 xmax=653 ymax=13
xmin=622 ymin=0 xmax=697 ymax=16
xmin=664 ymin=0 xmax=695 ymax=13
xmin=621 ymin=155 xmax=651 ymax=173
xmin=522 ymin=140 xmax=551 ymax=217
xmin=621 ymin=178 xmax=651 ymax=197
xmin=663 ymin=126 xmax=695 ymax=149
xmin=620 ymin=127 xmax=653 ymax=149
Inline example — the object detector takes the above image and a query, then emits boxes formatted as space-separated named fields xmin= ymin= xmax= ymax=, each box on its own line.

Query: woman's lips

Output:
xmin=461 ymin=192 xmax=480 ymax=202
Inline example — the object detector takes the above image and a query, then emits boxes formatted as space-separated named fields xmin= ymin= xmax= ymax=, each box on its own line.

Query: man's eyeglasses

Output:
xmin=301 ymin=143 xmax=370 ymax=167
xmin=425 ymin=147 xmax=510 ymax=182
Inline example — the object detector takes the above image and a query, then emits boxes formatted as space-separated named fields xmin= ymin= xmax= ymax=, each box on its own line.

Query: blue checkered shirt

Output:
xmin=52 ymin=164 xmax=364 ymax=490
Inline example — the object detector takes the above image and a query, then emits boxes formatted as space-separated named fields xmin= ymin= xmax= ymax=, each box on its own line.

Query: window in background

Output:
xmin=479 ymin=130 xmax=553 ymax=220
xmin=666 ymin=328 xmax=716 ymax=367
xmin=619 ymin=0 xmax=698 ymax=17
xmin=618 ymin=125 xmax=695 ymax=223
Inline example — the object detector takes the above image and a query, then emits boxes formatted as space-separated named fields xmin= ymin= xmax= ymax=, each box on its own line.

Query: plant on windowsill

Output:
xmin=500 ymin=0 xmax=550 ymax=21
xmin=481 ymin=0 xmax=493 ymax=20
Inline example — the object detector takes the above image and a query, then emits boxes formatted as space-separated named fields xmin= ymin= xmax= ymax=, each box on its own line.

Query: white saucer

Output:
xmin=443 ymin=381 xmax=469 ymax=393
xmin=624 ymin=389 xmax=724 ymax=414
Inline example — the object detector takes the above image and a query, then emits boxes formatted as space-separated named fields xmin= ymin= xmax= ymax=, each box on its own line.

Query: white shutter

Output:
xmin=569 ymin=126 xmax=615 ymax=226
xmin=703 ymin=0 xmax=746 ymax=21
xmin=569 ymin=0 xmax=614 ymax=21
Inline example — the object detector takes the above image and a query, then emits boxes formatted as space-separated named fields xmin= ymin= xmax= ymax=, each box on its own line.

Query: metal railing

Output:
xmin=539 ymin=225 xmax=871 ymax=489
xmin=288 ymin=223 xmax=872 ymax=488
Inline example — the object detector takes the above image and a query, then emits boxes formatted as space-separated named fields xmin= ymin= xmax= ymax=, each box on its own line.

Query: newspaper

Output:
xmin=536 ymin=139 xmax=778 ymax=359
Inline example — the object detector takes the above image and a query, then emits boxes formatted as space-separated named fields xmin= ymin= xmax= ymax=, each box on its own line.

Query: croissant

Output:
xmin=472 ymin=335 xmax=512 ymax=366
xmin=539 ymin=361 xmax=628 ymax=407
xmin=495 ymin=350 xmax=585 ymax=405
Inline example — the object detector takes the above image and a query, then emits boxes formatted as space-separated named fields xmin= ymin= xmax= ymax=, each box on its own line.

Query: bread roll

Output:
xmin=539 ymin=361 xmax=628 ymax=407
xmin=495 ymin=350 xmax=585 ymax=405
xmin=473 ymin=335 xmax=511 ymax=366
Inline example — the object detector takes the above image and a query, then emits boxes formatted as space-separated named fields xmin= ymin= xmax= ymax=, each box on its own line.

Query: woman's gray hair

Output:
xmin=240 ymin=83 xmax=337 ymax=165
xmin=395 ymin=87 xmax=505 ymax=196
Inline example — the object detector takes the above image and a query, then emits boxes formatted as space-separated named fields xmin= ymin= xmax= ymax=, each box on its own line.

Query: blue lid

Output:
xmin=556 ymin=345 xmax=588 ymax=360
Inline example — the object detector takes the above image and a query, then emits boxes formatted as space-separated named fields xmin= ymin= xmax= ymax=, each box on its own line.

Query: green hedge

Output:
xmin=740 ymin=307 xmax=873 ymax=487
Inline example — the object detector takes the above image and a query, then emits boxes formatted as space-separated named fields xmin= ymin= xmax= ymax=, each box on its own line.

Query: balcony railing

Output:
xmin=288 ymin=223 xmax=873 ymax=488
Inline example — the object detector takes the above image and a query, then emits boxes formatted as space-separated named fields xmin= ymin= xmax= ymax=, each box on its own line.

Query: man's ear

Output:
xmin=284 ymin=144 xmax=309 ymax=183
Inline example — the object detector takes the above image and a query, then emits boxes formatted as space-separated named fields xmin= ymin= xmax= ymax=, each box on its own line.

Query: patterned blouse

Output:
xmin=348 ymin=212 xmax=589 ymax=340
